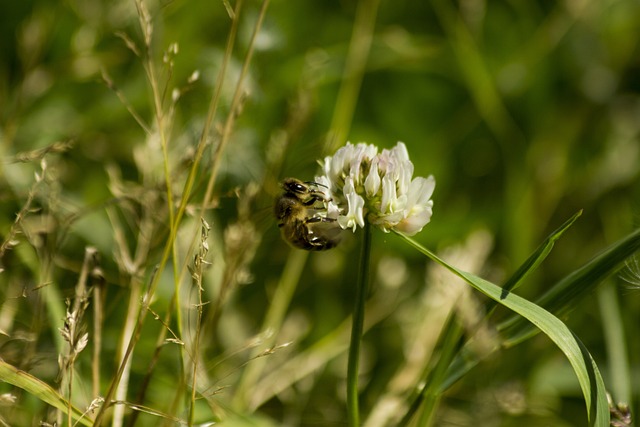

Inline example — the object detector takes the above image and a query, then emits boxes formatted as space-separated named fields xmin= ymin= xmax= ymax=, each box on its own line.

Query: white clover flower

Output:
xmin=338 ymin=177 xmax=366 ymax=232
xmin=315 ymin=142 xmax=435 ymax=236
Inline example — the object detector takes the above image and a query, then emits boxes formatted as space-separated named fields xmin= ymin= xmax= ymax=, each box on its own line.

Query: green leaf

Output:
xmin=397 ymin=233 xmax=610 ymax=427
xmin=0 ymin=360 xmax=94 ymax=426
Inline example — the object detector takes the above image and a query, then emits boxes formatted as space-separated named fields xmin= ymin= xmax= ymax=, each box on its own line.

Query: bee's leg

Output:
xmin=305 ymin=216 xmax=336 ymax=224
xmin=300 ymin=194 xmax=327 ymax=207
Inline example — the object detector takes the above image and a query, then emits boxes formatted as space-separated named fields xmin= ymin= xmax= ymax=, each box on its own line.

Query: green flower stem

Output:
xmin=347 ymin=222 xmax=372 ymax=427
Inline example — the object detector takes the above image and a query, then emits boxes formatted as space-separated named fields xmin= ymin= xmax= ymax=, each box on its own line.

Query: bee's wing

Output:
xmin=307 ymin=217 xmax=343 ymax=240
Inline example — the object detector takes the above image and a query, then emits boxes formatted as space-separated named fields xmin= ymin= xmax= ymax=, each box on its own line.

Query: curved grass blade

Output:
xmin=441 ymin=222 xmax=640 ymax=392
xmin=500 ymin=210 xmax=582 ymax=295
xmin=500 ymin=227 xmax=640 ymax=346
xmin=397 ymin=233 xmax=610 ymax=427
xmin=0 ymin=360 xmax=94 ymax=426
xmin=436 ymin=212 xmax=582 ymax=395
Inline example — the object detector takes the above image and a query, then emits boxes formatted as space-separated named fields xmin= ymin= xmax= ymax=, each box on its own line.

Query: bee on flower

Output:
xmin=316 ymin=141 xmax=435 ymax=236
xmin=275 ymin=142 xmax=435 ymax=250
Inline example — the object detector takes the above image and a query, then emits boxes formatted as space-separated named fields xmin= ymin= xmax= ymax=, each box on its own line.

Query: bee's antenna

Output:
xmin=304 ymin=180 xmax=328 ymax=189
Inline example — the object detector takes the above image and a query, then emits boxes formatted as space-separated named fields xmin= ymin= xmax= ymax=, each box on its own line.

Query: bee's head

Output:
xmin=282 ymin=177 xmax=308 ymax=196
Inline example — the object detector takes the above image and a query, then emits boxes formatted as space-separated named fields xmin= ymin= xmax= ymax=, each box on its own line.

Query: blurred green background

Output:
xmin=1 ymin=0 xmax=640 ymax=425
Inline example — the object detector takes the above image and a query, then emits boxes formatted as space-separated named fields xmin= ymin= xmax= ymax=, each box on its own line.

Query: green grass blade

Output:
xmin=441 ymin=225 xmax=640 ymax=395
xmin=540 ymin=226 xmax=640 ymax=313
xmin=397 ymin=233 xmax=610 ymax=426
xmin=598 ymin=282 xmax=631 ymax=405
xmin=0 ymin=360 xmax=94 ymax=426
xmin=500 ymin=227 xmax=640 ymax=346
xmin=501 ymin=210 xmax=582 ymax=294
xmin=437 ymin=213 xmax=582 ymax=392
xmin=398 ymin=313 xmax=465 ymax=427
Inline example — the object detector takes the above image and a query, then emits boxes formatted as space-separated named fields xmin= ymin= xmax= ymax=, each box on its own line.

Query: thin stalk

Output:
xmin=597 ymin=282 xmax=631 ymax=405
xmin=326 ymin=0 xmax=380 ymax=155
xmin=398 ymin=313 xmax=463 ymax=427
xmin=107 ymin=3 xmax=181 ymax=426
xmin=188 ymin=296 xmax=204 ymax=427
xmin=91 ymin=2 xmax=246 ymax=422
xmin=92 ymin=272 xmax=154 ymax=426
xmin=202 ymin=0 xmax=269 ymax=209
xmin=125 ymin=294 xmax=178 ymax=427
xmin=347 ymin=222 xmax=372 ymax=427
xmin=92 ymin=280 xmax=103 ymax=400
xmin=67 ymin=365 xmax=73 ymax=427
xmin=188 ymin=220 xmax=210 ymax=425
xmin=232 ymin=249 xmax=308 ymax=410
xmin=415 ymin=318 xmax=463 ymax=427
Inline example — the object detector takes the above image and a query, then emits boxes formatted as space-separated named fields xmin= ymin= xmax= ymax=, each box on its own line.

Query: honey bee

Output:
xmin=274 ymin=177 xmax=343 ymax=251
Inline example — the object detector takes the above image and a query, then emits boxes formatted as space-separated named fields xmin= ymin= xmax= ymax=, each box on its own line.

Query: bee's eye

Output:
xmin=291 ymin=183 xmax=306 ymax=193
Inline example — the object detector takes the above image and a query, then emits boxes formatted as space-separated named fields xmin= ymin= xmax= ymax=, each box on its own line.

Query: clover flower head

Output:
xmin=316 ymin=141 xmax=435 ymax=236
